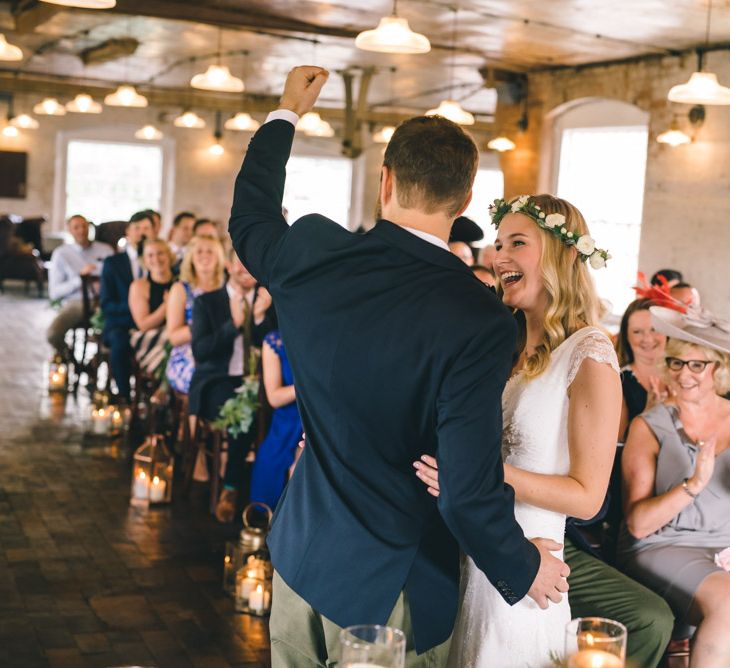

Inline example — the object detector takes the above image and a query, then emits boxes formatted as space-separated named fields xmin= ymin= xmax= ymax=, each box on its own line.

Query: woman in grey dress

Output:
xmin=619 ymin=305 xmax=730 ymax=668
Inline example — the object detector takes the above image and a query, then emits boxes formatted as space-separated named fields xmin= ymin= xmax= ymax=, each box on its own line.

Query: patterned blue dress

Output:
xmin=250 ymin=331 xmax=302 ymax=510
xmin=165 ymin=281 xmax=202 ymax=394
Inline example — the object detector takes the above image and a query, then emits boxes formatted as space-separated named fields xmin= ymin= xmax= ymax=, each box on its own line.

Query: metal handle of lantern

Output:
xmin=242 ymin=502 xmax=273 ymax=529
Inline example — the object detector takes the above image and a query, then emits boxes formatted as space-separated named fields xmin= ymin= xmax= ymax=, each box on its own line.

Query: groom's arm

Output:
xmin=436 ymin=313 xmax=540 ymax=605
xmin=229 ymin=66 xmax=329 ymax=286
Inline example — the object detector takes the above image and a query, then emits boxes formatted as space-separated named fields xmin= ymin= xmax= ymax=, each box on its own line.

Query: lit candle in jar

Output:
xmin=149 ymin=475 xmax=166 ymax=503
xmin=248 ymin=583 xmax=270 ymax=613
xmin=49 ymin=366 xmax=66 ymax=391
xmin=567 ymin=649 xmax=624 ymax=668
xmin=111 ymin=408 xmax=123 ymax=431
xmin=237 ymin=575 xmax=258 ymax=602
xmin=132 ymin=470 xmax=150 ymax=499
xmin=91 ymin=407 xmax=111 ymax=434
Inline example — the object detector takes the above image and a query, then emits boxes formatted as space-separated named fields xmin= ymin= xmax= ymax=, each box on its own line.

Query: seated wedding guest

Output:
xmin=190 ymin=250 xmax=275 ymax=522
xmin=165 ymin=235 xmax=225 ymax=395
xmin=448 ymin=240 xmax=474 ymax=266
xmin=478 ymin=243 xmax=496 ymax=271
xmin=471 ymin=263 xmax=496 ymax=288
xmin=651 ymin=268 xmax=683 ymax=288
xmin=620 ymin=307 xmax=730 ymax=667
xmin=47 ymin=214 xmax=113 ymax=357
xmin=194 ymin=218 xmax=223 ymax=241
xmin=250 ymin=329 xmax=302 ymax=512
xmin=100 ymin=212 xmax=155 ymax=401
xmin=128 ymin=239 xmax=175 ymax=375
xmin=142 ymin=209 xmax=162 ymax=238
xmin=449 ymin=215 xmax=483 ymax=245
xmin=168 ymin=211 xmax=196 ymax=263
xmin=671 ymin=282 xmax=701 ymax=308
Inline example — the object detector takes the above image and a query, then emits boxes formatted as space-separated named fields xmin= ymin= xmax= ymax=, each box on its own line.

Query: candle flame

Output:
xmin=152 ymin=476 xmax=160 ymax=484
xmin=99 ymin=408 xmax=106 ymax=417
xmin=224 ymin=555 xmax=231 ymax=563
xmin=255 ymin=584 xmax=263 ymax=593
xmin=586 ymin=633 xmax=595 ymax=647
xmin=139 ymin=471 xmax=146 ymax=479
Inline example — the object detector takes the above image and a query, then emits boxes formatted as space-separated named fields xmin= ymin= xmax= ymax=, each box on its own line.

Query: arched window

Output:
xmin=541 ymin=98 xmax=649 ymax=318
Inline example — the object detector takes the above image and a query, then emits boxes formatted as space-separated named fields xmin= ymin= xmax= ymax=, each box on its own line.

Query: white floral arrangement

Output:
xmin=488 ymin=196 xmax=611 ymax=269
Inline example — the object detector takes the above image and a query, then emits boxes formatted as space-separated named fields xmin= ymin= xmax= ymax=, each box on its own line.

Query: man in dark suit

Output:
xmin=100 ymin=212 xmax=155 ymax=400
xmin=190 ymin=248 xmax=276 ymax=522
xmin=229 ymin=67 xmax=568 ymax=666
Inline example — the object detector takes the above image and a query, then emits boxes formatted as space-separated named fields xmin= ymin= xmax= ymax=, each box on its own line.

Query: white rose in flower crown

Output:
xmin=589 ymin=251 xmax=606 ymax=269
xmin=576 ymin=235 xmax=596 ymax=255
xmin=543 ymin=213 xmax=564 ymax=228
xmin=511 ymin=195 xmax=529 ymax=212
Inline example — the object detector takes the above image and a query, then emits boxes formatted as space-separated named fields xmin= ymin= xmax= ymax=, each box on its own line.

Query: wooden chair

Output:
xmin=183 ymin=417 xmax=225 ymax=514
xmin=69 ymin=275 xmax=110 ymax=394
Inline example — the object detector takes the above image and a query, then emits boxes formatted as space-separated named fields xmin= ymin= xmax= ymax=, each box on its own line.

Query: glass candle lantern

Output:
xmin=234 ymin=503 xmax=273 ymax=615
xmin=48 ymin=356 xmax=68 ymax=392
xmin=90 ymin=405 xmax=112 ymax=435
xmin=565 ymin=617 xmax=627 ymax=667
xmin=130 ymin=434 xmax=174 ymax=507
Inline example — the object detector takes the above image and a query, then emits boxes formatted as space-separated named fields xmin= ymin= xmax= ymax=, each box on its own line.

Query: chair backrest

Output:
xmin=94 ymin=220 xmax=127 ymax=251
xmin=81 ymin=274 xmax=101 ymax=326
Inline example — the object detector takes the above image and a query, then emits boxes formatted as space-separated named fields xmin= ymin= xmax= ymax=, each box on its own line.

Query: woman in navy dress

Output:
xmin=250 ymin=330 xmax=302 ymax=510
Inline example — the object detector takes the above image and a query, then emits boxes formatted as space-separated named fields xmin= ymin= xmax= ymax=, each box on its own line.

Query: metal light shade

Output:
xmin=355 ymin=16 xmax=430 ymax=54
xmin=0 ymin=33 xmax=23 ymax=61
xmin=66 ymin=93 xmax=102 ymax=113
xmin=104 ymin=85 xmax=148 ymax=107
xmin=373 ymin=125 xmax=396 ymax=143
xmin=33 ymin=97 xmax=67 ymax=116
xmin=191 ymin=65 xmax=244 ymax=92
xmin=487 ymin=136 xmax=517 ymax=152
xmin=426 ymin=99 xmax=475 ymax=125
xmin=668 ymin=71 xmax=730 ymax=105
xmin=40 ymin=0 xmax=116 ymax=7
xmin=174 ymin=111 xmax=206 ymax=128
xmin=296 ymin=112 xmax=334 ymax=137
xmin=656 ymin=126 xmax=691 ymax=147
xmin=135 ymin=125 xmax=163 ymax=140
xmin=224 ymin=112 xmax=260 ymax=131
xmin=209 ymin=141 xmax=225 ymax=156
xmin=10 ymin=114 xmax=39 ymax=129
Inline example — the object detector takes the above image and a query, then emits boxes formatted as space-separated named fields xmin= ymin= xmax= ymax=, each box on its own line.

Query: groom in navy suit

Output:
xmin=229 ymin=67 xmax=569 ymax=666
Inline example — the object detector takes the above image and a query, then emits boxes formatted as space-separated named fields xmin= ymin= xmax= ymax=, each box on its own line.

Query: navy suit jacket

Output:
xmin=100 ymin=251 xmax=135 ymax=332
xmin=229 ymin=119 xmax=540 ymax=653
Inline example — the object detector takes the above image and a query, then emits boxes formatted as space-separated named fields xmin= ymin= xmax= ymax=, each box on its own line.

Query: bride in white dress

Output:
xmin=415 ymin=194 xmax=621 ymax=667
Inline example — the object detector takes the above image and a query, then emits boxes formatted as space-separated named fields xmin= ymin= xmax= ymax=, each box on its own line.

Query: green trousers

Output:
xmin=270 ymin=571 xmax=451 ymax=668
xmin=565 ymin=537 xmax=674 ymax=668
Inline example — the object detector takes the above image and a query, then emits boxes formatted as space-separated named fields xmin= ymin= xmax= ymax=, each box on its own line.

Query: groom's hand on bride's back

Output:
xmin=527 ymin=538 xmax=570 ymax=610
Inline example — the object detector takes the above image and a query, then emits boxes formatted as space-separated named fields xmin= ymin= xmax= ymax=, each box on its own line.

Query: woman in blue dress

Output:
xmin=250 ymin=330 xmax=302 ymax=510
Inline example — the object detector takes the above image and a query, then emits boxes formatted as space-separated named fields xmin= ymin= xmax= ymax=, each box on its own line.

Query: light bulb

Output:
xmin=209 ymin=141 xmax=224 ymax=156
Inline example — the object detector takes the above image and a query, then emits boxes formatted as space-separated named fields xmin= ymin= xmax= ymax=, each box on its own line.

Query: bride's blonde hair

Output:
xmin=501 ymin=194 xmax=604 ymax=379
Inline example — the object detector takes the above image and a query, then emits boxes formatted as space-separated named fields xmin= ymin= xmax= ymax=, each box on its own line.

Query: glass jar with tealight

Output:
xmin=234 ymin=503 xmax=273 ymax=616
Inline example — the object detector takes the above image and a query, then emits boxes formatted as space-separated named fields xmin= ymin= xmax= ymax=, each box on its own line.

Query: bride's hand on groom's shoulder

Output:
xmin=527 ymin=538 xmax=570 ymax=610
xmin=413 ymin=455 xmax=440 ymax=496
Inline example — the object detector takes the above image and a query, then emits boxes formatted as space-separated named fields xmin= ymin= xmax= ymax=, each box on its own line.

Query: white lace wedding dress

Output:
xmin=447 ymin=327 xmax=619 ymax=668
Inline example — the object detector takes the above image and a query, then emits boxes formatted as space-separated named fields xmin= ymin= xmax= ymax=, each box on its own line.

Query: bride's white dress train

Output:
xmin=447 ymin=327 xmax=619 ymax=668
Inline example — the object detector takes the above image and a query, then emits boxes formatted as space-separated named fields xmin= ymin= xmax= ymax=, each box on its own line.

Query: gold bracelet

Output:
xmin=681 ymin=478 xmax=698 ymax=500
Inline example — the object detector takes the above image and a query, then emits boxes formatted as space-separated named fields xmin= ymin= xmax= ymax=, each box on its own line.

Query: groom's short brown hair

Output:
xmin=383 ymin=116 xmax=479 ymax=218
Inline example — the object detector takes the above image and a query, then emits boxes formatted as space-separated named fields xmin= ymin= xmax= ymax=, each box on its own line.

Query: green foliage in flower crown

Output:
xmin=214 ymin=376 xmax=260 ymax=437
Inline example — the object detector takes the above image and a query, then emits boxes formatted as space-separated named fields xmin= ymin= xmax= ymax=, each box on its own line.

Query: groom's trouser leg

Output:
xmin=565 ymin=537 xmax=673 ymax=668
xmin=270 ymin=571 xmax=451 ymax=668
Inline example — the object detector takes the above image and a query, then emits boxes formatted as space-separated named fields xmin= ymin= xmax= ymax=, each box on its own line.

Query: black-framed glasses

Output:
xmin=665 ymin=357 xmax=714 ymax=373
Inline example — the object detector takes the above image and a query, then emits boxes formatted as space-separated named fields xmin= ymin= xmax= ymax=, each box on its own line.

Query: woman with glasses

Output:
xmin=619 ymin=306 xmax=730 ymax=667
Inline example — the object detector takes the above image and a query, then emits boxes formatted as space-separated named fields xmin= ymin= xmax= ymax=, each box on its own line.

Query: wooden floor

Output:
xmin=0 ymin=290 xmax=271 ymax=667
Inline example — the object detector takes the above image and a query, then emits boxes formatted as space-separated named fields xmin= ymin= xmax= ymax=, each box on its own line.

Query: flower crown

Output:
xmin=488 ymin=195 xmax=611 ymax=270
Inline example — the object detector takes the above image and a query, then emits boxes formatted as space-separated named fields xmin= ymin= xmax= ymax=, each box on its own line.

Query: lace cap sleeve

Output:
xmin=567 ymin=328 xmax=620 ymax=387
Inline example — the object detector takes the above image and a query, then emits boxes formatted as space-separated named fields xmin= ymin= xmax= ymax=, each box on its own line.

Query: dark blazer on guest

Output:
xmin=100 ymin=251 xmax=134 ymax=331
xmin=188 ymin=284 xmax=275 ymax=414
xmin=228 ymin=119 xmax=539 ymax=653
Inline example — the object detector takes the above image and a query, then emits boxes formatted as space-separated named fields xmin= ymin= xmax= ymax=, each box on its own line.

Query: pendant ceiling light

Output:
xmin=10 ymin=114 xmax=39 ymax=129
xmin=209 ymin=111 xmax=225 ymax=155
xmin=0 ymin=33 xmax=23 ymax=61
xmin=191 ymin=30 xmax=244 ymax=92
xmin=656 ymin=125 xmax=691 ymax=146
xmin=224 ymin=112 xmax=260 ymax=132
xmin=174 ymin=110 xmax=206 ymax=128
xmin=66 ymin=93 xmax=102 ymax=113
xmin=668 ymin=0 xmax=730 ymax=105
xmin=487 ymin=135 xmax=516 ymax=152
xmin=2 ymin=125 xmax=20 ymax=138
xmin=425 ymin=8 xmax=474 ymax=126
xmin=135 ymin=124 xmax=163 ymax=140
xmin=105 ymin=84 xmax=148 ymax=107
xmin=33 ymin=97 xmax=67 ymax=116
xmin=40 ymin=0 xmax=116 ymax=8
xmin=356 ymin=0 xmax=430 ymax=54
xmin=373 ymin=125 xmax=396 ymax=143
xmin=296 ymin=111 xmax=334 ymax=137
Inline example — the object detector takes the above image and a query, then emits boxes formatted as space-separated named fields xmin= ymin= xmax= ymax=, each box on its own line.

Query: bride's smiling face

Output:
xmin=494 ymin=213 xmax=546 ymax=313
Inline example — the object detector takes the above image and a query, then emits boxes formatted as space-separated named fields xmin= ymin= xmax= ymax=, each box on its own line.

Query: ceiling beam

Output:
xmin=12 ymin=0 xmax=62 ymax=34
xmin=0 ymin=71 xmax=495 ymax=130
